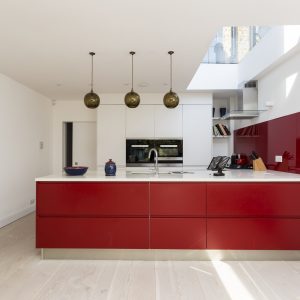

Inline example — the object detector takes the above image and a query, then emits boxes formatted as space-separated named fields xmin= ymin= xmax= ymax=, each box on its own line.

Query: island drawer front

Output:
xmin=207 ymin=218 xmax=300 ymax=250
xmin=150 ymin=218 xmax=206 ymax=249
xmin=207 ymin=183 xmax=300 ymax=217
xmin=36 ymin=217 xmax=149 ymax=249
xmin=150 ymin=183 xmax=206 ymax=216
xmin=37 ymin=182 xmax=149 ymax=217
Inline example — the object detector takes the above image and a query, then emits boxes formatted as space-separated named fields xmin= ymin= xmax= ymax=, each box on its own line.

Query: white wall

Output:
xmin=0 ymin=73 xmax=52 ymax=228
xmin=97 ymin=93 xmax=213 ymax=167
xmin=239 ymin=26 xmax=300 ymax=84
xmin=188 ymin=64 xmax=239 ymax=90
xmin=235 ymin=51 xmax=300 ymax=130
xmin=52 ymin=101 xmax=96 ymax=173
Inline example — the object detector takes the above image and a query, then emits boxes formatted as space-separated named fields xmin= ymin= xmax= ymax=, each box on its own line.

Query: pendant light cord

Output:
xmin=170 ymin=53 xmax=172 ymax=91
xmin=129 ymin=51 xmax=135 ymax=92
xmin=91 ymin=54 xmax=94 ymax=92
xmin=131 ymin=53 xmax=134 ymax=92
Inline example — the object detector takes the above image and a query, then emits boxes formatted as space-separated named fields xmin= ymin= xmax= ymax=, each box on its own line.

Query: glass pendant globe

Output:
xmin=163 ymin=91 xmax=179 ymax=108
xmin=124 ymin=90 xmax=140 ymax=108
xmin=84 ymin=92 xmax=100 ymax=109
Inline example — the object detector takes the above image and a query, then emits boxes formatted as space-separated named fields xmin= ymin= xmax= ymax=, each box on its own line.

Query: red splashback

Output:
xmin=234 ymin=112 xmax=300 ymax=174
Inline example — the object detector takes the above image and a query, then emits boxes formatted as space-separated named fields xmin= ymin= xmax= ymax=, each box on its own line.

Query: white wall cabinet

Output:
xmin=97 ymin=105 xmax=126 ymax=167
xmin=183 ymin=105 xmax=212 ymax=166
xmin=126 ymin=105 xmax=155 ymax=138
xmin=154 ymin=105 xmax=183 ymax=138
xmin=97 ymin=103 xmax=212 ymax=168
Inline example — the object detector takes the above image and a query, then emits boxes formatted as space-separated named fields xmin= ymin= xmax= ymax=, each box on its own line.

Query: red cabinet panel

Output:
xmin=207 ymin=218 xmax=300 ymax=250
xmin=150 ymin=218 xmax=206 ymax=249
xmin=37 ymin=182 xmax=149 ymax=217
xmin=207 ymin=183 xmax=300 ymax=217
xmin=37 ymin=217 xmax=149 ymax=249
xmin=150 ymin=183 xmax=206 ymax=216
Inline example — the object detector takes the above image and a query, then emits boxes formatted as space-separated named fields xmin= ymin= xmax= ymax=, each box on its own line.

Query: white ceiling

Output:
xmin=0 ymin=0 xmax=299 ymax=100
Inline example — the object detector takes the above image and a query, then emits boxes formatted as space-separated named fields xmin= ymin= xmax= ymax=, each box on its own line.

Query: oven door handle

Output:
xmin=159 ymin=145 xmax=178 ymax=148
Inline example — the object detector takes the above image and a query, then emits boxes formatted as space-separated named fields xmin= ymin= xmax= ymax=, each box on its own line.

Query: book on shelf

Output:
xmin=213 ymin=124 xmax=231 ymax=136
xmin=212 ymin=125 xmax=219 ymax=136
xmin=222 ymin=124 xmax=231 ymax=135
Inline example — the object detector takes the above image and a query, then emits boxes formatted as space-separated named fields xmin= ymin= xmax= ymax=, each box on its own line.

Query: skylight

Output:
xmin=202 ymin=26 xmax=271 ymax=64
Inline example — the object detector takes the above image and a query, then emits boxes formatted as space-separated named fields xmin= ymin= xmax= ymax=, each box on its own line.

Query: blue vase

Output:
xmin=105 ymin=159 xmax=116 ymax=176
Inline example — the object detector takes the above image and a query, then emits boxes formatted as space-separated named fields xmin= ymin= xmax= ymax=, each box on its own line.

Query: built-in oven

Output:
xmin=126 ymin=139 xmax=183 ymax=167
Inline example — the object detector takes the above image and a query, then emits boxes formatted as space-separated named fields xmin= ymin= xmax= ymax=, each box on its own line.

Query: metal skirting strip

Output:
xmin=41 ymin=249 xmax=300 ymax=261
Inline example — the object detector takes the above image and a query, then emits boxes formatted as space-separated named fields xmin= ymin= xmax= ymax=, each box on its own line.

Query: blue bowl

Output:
xmin=64 ymin=166 xmax=88 ymax=176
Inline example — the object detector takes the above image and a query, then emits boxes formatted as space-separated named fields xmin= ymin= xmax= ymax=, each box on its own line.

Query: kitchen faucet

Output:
xmin=148 ymin=148 xmax=159 ymax=174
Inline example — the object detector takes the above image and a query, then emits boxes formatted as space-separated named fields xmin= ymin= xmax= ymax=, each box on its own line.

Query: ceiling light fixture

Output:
xmin=84 ymin=52 xmax=100 ymax=109
xmin=124 ymin=51 xmax=140 ymax=108
xmin=163 ymin=51 xmax=179 ymax=108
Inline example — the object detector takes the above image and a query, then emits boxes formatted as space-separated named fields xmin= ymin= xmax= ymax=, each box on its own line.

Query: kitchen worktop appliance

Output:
xmin=229 ymin=153 xmax=252 ymax=169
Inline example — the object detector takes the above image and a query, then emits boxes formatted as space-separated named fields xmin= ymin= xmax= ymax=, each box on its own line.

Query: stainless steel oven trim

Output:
xmin=159 ymin=145 xmax=178 ymax=148
xmin=130 ymin=145 xmax=149 ymax=148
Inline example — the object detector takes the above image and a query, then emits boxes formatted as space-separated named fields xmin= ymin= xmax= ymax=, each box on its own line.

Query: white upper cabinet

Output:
xmin=154 ymin=105 xmax=183 ymax=138
xmin=126 ymin=105 xmax=155 ymax=138
xmin=183 ymin=105 xmax=212 ymax=166
xmin=97 ymin=105 xmax=126 ymax=167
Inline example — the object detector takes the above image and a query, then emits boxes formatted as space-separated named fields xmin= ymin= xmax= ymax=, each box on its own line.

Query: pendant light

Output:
xmin=84 ymin=52 xmax=100 ymax=109
xmin=163 ymin=51 xmax=179 ymax=108
xmin=124 ymin=51 xmax=140 ymax=108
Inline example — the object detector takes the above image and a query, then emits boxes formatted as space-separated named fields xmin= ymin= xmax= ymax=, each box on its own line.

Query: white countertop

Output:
xmin=36 ymin=168 xmax=300 ymax=182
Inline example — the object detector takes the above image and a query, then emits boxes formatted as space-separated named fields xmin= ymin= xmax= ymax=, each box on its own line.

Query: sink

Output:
xmin=127 ymin=170 xmax=194 ymax=175
xmin=169 ymin=171 xmax=194 ymax=174
xmin=128 ymin=171 xmax=156 ymax=175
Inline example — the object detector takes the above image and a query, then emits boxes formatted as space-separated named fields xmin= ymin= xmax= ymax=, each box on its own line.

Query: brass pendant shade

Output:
xmin=163 ymin=90 xmax=179 ymax=108
xmin=84 ymin=52 xmax=100 ymax=109
xmin=163 ymin=51 xmax=179 ymax=108
xmin=125 ymin=51 xmax=140 ymax=108
xmin=84 ymin=92 xmax=100 ymax=109
xmin=124 ymin=90 xmax=140 ymax=108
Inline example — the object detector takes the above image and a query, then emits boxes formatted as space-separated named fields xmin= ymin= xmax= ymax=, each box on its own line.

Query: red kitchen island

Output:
xmin=36 ymin=170 xmax=300 ymax=260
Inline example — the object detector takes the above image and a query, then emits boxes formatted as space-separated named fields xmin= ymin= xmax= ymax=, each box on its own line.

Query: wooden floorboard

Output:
xmin=1 ymin=213 xmax=300 ymax=299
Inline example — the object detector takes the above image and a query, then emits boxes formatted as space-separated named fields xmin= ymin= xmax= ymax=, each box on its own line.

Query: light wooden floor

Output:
xmin=1 ymin=214 xmax=300 ymax=300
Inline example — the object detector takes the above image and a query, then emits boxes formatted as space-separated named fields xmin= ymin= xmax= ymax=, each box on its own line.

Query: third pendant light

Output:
xmin=124 ymin=51 xmax=140 ymax=108
xmin=163 ymin=51 xmax=179 ymax=108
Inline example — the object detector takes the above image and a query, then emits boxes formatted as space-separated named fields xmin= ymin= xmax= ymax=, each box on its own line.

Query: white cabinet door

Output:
xmin=126 ymin=105 xmax=155 ymax=138
xmin=154 ymin=105 xmax=183 ymax=138
xmin=97 ymin=105 xmax=126 ymax=167
xmin=183 ymin=105 xmax=212 ymax=166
